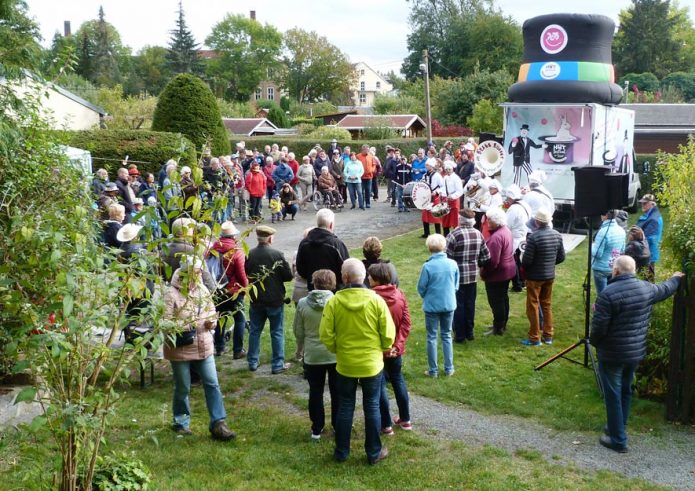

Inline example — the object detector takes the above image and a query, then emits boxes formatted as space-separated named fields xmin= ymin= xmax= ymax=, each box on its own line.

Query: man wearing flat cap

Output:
xmin=244 ymin=225 xmax=294 ymax=374
xmin=635 ymin=194 xmax=663 ymax=281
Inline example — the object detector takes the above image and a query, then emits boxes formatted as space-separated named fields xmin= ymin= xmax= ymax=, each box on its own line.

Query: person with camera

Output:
xmin=591 ymin=210 xmax=627 ymax=296
xmin=163 ymin=257 xmax=236 ymax=441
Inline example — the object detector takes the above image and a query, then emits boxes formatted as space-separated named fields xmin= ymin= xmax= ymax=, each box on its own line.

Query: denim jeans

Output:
xmin=395 ymin=185 xmax=406 ymax=211
xmin=453 ymin=283 xmax=477 ymax=341
xmin=387 ymin=179 xmax=396 ymax=204
xmin=425 ymin=311 xmax=454 ymax=375
xmin=170 ymin=355 xmax=226 ymax=431
xmin=215 ymin=293 xmax=246 ymax=354
xmin=598 ymin=360 xmax=638 ymax=449
xmin=304 ymin=363 xmax=338 ymax=436
xmin=361 ymin=179 xmax=372 ymax=206
xmin=247 ymin=303 xmax=286 ymax=371
xmin=346 ymin=181 xmax=364 ymax=208
xmin=593 ymin=269 xmax=611 ymax=296
xmin=334 ymin=371 xmax=383 ymax=462
xmin=379 ymin=356 xmax=410 ymax=426
xmin=282 ymin=203 xmax=299 ymax=219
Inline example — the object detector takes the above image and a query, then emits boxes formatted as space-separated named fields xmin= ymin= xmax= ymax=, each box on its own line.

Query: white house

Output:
xmin=5 ymin=73 xmax=105 ymax=130
xmin=352 ymin=62 xmax=393 ymax=108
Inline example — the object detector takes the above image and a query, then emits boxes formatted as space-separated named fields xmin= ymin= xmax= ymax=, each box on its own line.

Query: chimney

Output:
xmin=64 ymin=20 xmax=71 ymax=37
xmin=250 ymin=10 xmax=256 ymax=20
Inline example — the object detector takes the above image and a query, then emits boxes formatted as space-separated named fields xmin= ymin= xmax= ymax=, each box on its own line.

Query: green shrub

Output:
xmin=467 ymin=98 xmax=503 ymax=135
xmin=60 ymin=129 xmax=196 ymax=176
xmin=92 ymin=453 xmax=151 ymax=490
xmin=306 ymin=126 xmax=352 ymax=142
xmin=152 ymin=73 xmax=230 ymax=155
xmin=255 ymin=98 xmax=290 ymax=128
xmin=619 ymin=72 xmax=660 ymax=92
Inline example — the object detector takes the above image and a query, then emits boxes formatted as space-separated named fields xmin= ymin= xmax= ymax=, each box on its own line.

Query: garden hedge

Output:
xmin=152 ymin=74 xmax=230 ymax=156
xmin=60 ymin=129 xmax=197 ymax=176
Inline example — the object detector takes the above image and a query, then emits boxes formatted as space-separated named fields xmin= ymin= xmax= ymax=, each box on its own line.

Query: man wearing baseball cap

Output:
xmin=635 ymin=194 xmax=663 ymax=281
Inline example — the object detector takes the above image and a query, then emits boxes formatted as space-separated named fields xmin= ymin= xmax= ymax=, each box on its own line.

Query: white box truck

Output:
xmin=499 ymin=103 xmax=641 ymax=220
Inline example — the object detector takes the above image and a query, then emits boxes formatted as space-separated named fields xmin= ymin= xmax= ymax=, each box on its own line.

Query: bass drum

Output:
xmin=403 ymin=181 xmax=432 ymax=209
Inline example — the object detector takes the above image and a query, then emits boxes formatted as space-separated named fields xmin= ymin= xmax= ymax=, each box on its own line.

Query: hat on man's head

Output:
xmin=116 ymin=223 xmax=142 ymax=243
xmin=231 ymin=153 xmax=239 ymax=160
xmin=132 ymin=197 xmax=144 ymax=205
xmin=639 ymin=193 xmax=656 ymax=203
xmin=333 ymin=149 xmax=340 ymax=154
xmin=534 ymin=207 xmax=553 ymax=224
xmin=128 ymin=167 xmax=140 ymax=176
xmin=488 ymin=179 xmax=501 ymax=190
xmin=256 ymin=225 xmax=276 ymax=238
xmin=220 ymin=221 xmax=240 ymax=237
xmin=443 ymin=161 xmax=455 ymax=171
xmin=505 ymin=184 xmax=522 ymax=201
xmin=331 ymin=138 xmax=337 ymax=143
xmin=521 ymin=124 xmax=530 ymax=130
xmin=104 ymin=182 xmax=118 ymax=192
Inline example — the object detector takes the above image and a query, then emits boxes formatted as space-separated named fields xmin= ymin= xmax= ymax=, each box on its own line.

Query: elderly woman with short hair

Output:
xmin=480 ymin=208 xmax=516 ymax=336
xmin=103 ymin=203 xmax=125 ymax=248
xmin=361 ymin=236 xmax=399 ymax=286
xmin=417 ymin=234 xmax=459 ymax=377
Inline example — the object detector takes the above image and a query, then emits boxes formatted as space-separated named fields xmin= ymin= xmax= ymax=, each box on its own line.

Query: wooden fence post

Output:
xmin=666 ymin=275 xmax=695 ymax=423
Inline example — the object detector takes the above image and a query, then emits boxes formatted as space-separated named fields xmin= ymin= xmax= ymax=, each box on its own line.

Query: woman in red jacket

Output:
xmin=368 ymin=262 xmax=412 ymax=433
xmin=245 ymin=162 xmax=267 ymax=222
xmin=211 ymin=221 xmax=249 ymax=358
xmin=480 ymin=208 xmax=516 ymax=336
xmin=262 ymin=157 xmax=276 ymax=203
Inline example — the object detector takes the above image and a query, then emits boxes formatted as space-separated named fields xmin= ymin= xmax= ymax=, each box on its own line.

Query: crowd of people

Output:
xmin=90 ymin=137 xmax=677 ymax=460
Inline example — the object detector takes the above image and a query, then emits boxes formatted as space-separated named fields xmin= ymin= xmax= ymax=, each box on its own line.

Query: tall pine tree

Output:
xmin=166 ymin=1 xmax=202 ymax=75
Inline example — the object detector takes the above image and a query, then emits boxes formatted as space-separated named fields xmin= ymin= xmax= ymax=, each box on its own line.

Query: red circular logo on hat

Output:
xmin=540 ymin=24 xmax=568 ymax=55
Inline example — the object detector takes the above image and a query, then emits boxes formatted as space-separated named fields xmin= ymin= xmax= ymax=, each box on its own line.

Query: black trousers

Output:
xmin=485 ymin=279 xmax=510 ymax=333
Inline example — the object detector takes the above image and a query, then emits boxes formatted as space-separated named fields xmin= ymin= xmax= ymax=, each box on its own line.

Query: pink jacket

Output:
xmin=480 ymin=225 xmax=516 ymax=282
xmin=163 ymin=269 xmax=217 ymax=361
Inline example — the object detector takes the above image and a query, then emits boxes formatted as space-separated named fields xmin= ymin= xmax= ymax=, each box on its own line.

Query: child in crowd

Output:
xmin=269 ymin=191 xmax=282 ymax=223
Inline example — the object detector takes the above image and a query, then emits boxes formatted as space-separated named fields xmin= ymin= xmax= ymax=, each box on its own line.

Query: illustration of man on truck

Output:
xmin=508 ymin=123 xmax=542 ymax=186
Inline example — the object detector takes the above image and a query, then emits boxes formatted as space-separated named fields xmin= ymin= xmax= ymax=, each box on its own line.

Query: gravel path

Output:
xmin=238 ymin=362 xmax=695 ymax=490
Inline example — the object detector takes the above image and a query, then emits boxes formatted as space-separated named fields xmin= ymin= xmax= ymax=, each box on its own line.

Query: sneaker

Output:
xmin=233 ymin=350 xmax=247 ymax=360
xmin=311 ymin=432 xmax=321 ymax=441
xmin=393 ymin=418 xmax=412 ymax=431
xmin=542 ymin=337 xmax=553 ymax=345
xmin=381 ymin=426 xmax=395 ymax=436
xmin=210 ymin=420 xmax=236 ymax=441
xmin=423 ymin=370 xmax=437 ymax=378
xmin=272 ymin=362 xmax=292 ymax=374
xmin=520 ymin=339 xmax=542 ymax=347
xmin=445 ymin=370 xmax=455 ymax=377
xmin=248 ymin=365 xmax=258 ymax=372
xmin=599 ymin=435 xmax=628 ymax=453
xmin=369 ymin=447 xmax=389 ymax=465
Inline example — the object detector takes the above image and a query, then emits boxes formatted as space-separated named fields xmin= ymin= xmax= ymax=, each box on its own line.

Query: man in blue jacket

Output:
xmin=635 ymin=194 xmax=663 ymax=281
xmin=590 ymin=255 xmax=683 ymax=453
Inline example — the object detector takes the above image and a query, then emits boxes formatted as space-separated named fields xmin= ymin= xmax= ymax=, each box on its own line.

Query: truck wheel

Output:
xmin=629 ymin=189 xmax=641 ymax=213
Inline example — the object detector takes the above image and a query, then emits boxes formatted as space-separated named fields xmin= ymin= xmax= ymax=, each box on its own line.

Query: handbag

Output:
xmin=174 ymin=328 xmax=196 ymax=347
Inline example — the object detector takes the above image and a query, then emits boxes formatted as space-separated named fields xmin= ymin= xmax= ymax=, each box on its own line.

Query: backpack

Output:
xmin=206 ymin=252 xmax=229 ymax=289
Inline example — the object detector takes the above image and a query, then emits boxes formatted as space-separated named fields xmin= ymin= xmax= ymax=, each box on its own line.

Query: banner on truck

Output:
xmin=502 ymin=106 xmax=594 ymax=202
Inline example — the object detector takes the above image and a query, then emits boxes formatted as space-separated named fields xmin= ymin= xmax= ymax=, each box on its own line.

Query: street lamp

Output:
xmin=420 ymin=50 xmax=433 ymax=144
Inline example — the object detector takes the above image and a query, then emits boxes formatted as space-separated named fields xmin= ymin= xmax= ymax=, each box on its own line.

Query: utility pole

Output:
xmin=421 ymin=49 xmax=433 ymax=144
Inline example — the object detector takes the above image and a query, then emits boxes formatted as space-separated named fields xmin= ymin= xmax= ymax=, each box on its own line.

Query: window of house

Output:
xmin=359 ymin=93 xmax=367 ymax=104
xmin=376 ymin=81 xmax=381 ymax=89
xmin=360 ymin=81 xmax=365 ymax=91
xmin=360 ymin=69 xmax=365 ymax=75
xmin=255 ymin=88 xmax=261 ymax=100
xmin=267 ymin=87 xmax=274 ymax=100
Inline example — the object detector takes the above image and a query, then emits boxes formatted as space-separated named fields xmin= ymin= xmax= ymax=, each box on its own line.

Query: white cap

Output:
xmin=505 ymin=184 xmax=522 ymax=200
xmin=116 ymin=223 xmax=142 ymax=243
xmin=180 ymin=166 xmax=192 ymax=174
xmin=529 ymin=170 xmax=546 ymax=184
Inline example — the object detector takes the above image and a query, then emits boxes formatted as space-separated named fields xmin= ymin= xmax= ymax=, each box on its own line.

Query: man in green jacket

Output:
xmin=320 ymin=258 xmax=395 ymax=465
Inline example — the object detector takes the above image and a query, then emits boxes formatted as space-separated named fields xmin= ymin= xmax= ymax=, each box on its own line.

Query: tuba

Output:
xmin=474 ymin=140 xmax=506 ymax=177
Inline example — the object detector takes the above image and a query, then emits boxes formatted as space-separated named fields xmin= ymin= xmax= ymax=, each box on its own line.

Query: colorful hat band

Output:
xmin=517 ymin=61 xmax=615 ymax=83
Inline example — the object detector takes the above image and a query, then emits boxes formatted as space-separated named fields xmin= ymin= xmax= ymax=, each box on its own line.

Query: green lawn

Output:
xmin=0 ymin=222 xmax=682 ymax=489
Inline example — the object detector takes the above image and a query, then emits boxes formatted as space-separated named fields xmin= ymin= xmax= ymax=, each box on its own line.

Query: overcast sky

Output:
xmin=26 ymin=0 xmax=695 ymax=75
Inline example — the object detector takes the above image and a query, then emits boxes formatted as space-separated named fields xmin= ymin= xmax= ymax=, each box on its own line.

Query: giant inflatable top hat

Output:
xmin=508 ymin=14 xmax=624 ymax=105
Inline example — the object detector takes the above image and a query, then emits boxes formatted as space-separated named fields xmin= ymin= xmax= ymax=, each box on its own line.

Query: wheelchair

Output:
xmin=312 ymin=188 xmax=344 ymax=211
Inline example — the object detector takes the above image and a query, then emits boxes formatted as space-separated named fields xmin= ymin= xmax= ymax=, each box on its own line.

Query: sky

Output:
xmin=26 ymin=0 xmax=695 ymax=75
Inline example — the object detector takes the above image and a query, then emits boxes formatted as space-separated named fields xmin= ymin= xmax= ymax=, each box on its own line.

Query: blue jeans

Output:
xmin=334 ymin=371 xmax=383 ymax=462
xmin=215 ymin=293 xmax=246 ymax=354
xmin=379 ymin=356 xmax=410 ymax=425
xmin=170 ymin=356 xmax=226 ymax=431
xmin=361 ymin=179 xmax=372 ymax=206
xmin=425 ymin=311 xmax=454 ymax=375
xmin=304 ymin=363 xmax=338 ymax=436
xmin=395 ymin=185 xmax=405 ymax=210
xmin=347 ymin=181 xmax=364 ymax=208
xmin=453 ymin=283 xmax=477 ymax=341
xmin=282 ymin=203 xmax=299 ymax=219
xmin=593 ymin=270 xmax=611 ymax=296
xmin=598 ymin=360 xmax=638 ymax=449
xmin=247 ymin=304 xmax=286 ymax=371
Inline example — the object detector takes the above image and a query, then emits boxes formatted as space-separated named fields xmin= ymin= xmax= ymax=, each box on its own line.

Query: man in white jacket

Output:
xmin=505 ymin=184 xmax=532 ymax=292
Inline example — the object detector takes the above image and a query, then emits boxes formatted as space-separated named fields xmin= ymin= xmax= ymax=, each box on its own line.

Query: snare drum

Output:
xmin=430 ymin=202 xmax=451 ymax=218
xmin=403 ymin=181 xmax=432 ymax=209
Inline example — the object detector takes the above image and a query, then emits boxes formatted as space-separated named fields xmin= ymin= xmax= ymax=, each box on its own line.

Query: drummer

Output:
xmin=420 ymin=158 xmax=445 ymax=238
xmin=441 ymin=161 xmax=464 ymax=236
xmin=394 ymin=154 xmax=412 ymax=212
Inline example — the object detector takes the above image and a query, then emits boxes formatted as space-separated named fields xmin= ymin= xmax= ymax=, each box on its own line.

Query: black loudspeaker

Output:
xmin=605 ymin=173 xmax=629 ymax=209
xmin=573 ymin=166 xmax=608 ymax=217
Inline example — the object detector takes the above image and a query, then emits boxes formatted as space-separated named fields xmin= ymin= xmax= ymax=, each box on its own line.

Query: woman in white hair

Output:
xmin=163 ymin=256 xmax=236 ymax=441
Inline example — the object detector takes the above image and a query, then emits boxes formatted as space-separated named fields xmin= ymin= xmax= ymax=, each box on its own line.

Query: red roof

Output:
xmin=335 ymin=114 xmax=425 ymax=130
xmin=222 ymin=118 xmax=278 ymax=136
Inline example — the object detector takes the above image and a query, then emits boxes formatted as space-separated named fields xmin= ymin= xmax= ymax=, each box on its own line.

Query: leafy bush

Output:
xmin=466 ymin=99 xmax=503 ymax=135
xmin=92 ymin=453 xmax=151 ymax=490
xmin=254 ymin=98 xmax=290 ymax=128
xmin=373 ymin=93 xmax=424 ymax=116
xmin=437 ymin=69 xmax=512 ymax=126
xmin=361 ymin=117 xmax=398 ymax=140
xmin=152 ymin=73 xmax=230 ymax=155
xmin=660 ymin=72 xmax=695 ymax=102
xmin=216 ymin=98 xmax=255 ymax=118
xmin=618 ymin=72 xmax=660 ymax=92
xmin=59 ymin=129 xmax=196 ymax=176
xmin=432 ymin=119 xmax=474 ymax=137
xmin=94 ymin=85 xmax=158 ymax=130
xmin=306 ymin=126 xmax=352 ymax=142
xmin=289 ymin=100 xmax=337 ymax=118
